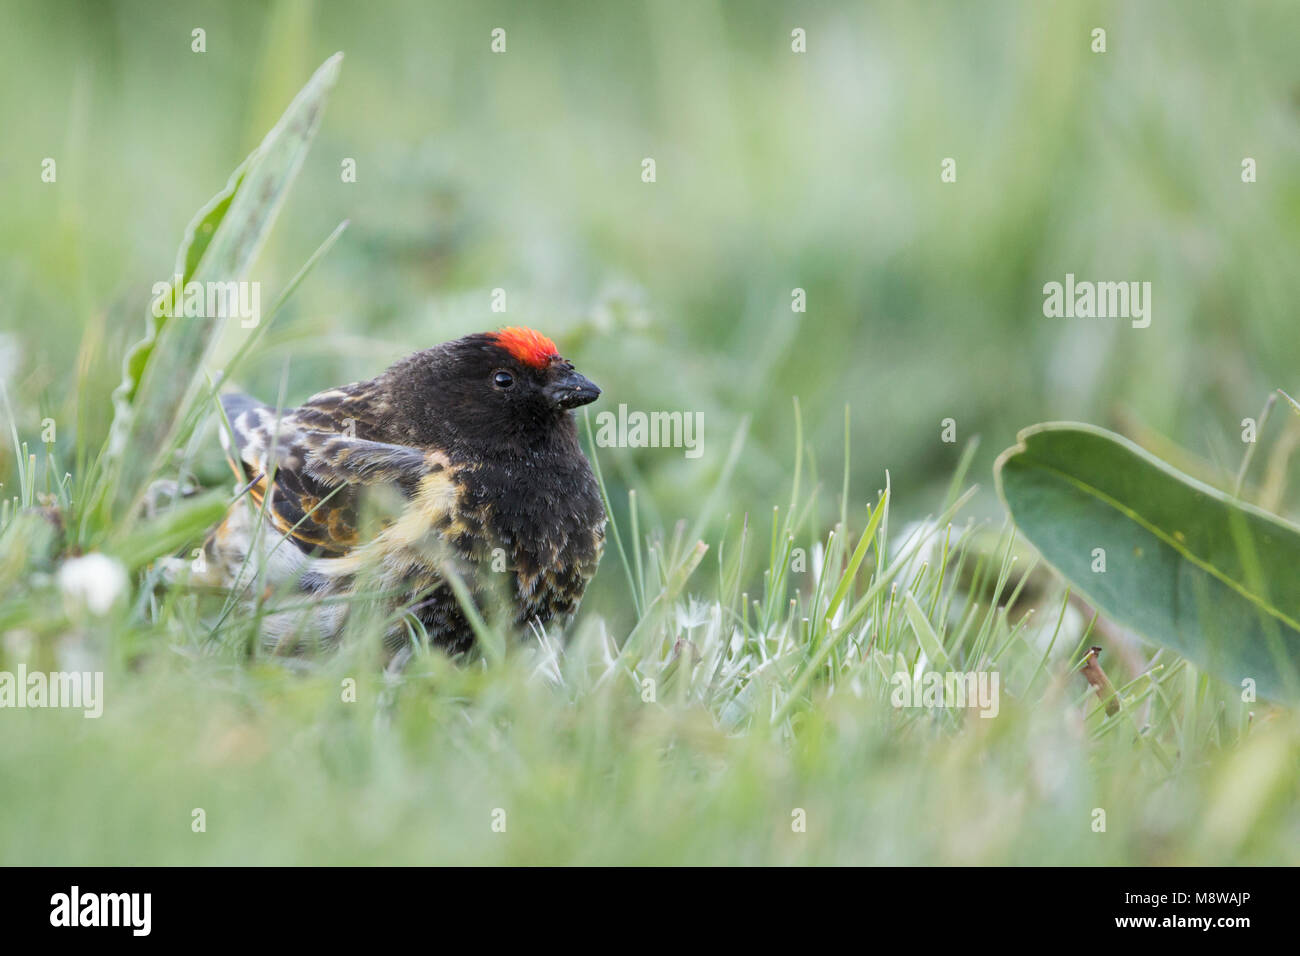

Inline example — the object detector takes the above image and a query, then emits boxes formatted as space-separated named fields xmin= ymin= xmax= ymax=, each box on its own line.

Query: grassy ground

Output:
xmin=3 ymin=0 xmax=1300 ymax=865
xmin=3 ymin=410 xmax=1298 ymax=864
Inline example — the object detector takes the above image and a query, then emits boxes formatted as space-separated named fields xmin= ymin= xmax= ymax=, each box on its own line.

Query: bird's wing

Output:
xmin=219 ymin=392 xmax=430 ymax=558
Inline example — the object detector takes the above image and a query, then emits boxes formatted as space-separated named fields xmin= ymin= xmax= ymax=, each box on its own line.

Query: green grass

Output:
xmin=2 ymin=385 xmax=1298 ymax=865
xmin=3 ymin=0 xmax=1300 ymax=866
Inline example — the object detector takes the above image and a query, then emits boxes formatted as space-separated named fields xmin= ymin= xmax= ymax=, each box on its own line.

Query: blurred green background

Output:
xmin=3 ymin=0 xmax=1300 ymax=598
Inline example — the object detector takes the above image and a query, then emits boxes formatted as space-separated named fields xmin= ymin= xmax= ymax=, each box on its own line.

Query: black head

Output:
xmin=380 ymin=328 xmax=601 ymax=455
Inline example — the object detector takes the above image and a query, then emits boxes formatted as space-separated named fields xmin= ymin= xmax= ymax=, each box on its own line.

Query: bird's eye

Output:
xmin=492 ymin=370 xmax=514 ymax=389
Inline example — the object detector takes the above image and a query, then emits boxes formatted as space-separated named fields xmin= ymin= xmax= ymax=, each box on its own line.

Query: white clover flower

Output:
xmin=58 ymin=553 xmax=128 ymax=615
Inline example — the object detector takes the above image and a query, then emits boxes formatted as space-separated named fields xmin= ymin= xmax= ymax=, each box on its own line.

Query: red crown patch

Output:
xmin=491 ymin=327 xmax=559 ymax=368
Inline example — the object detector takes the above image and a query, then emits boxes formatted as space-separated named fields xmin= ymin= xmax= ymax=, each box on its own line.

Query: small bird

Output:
xmin=190 ymin=327 xmax=606 ymax=657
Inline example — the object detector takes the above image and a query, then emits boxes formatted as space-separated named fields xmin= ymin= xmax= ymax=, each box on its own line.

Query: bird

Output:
xmin=185 ymin=327 xmax=606 ymax=658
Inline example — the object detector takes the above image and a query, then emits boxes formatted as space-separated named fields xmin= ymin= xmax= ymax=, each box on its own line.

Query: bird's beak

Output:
xmin=546 ymin=369 xmax=601 ymax=409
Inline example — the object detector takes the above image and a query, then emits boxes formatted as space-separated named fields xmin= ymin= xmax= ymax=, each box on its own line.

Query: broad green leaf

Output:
xmin=114 ymin=170 xmax=246 ymax=411
xmin=996 ymin=422 xmax=1300 ymax=700
xmin=104 ymin=52 xmax=343 ymax=521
